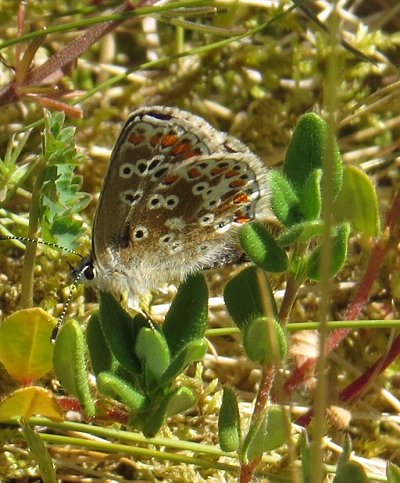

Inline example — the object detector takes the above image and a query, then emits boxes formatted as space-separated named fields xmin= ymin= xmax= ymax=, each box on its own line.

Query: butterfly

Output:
xmin=79 ymin=106 xmax=269 ymax=308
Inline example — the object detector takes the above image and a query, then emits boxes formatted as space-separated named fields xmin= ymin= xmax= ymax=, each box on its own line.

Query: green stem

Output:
xmin=279 ymin=274 xmax=302 ymax=324
xmin=20 ymin=160 xmax=46 ymax=308
xmin=311 ymin=4 xmax=341 ymax=482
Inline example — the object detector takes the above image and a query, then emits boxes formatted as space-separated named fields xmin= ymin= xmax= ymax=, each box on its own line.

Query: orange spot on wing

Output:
xmin=128 ymin=132 xmax=145 ymax=145
xmin=225 ymin=170 xmax=238 ymax=178
xmin=172 ymin=142 xmax=191 ymax=155
xmin=187 ymin=167 xmax=202 ymax=178
xmin=162 ymin=134 xmax=178 ymax=147
xmin=234 ymin=211 xmax=251 ymax=224
xmin=233 ymin=193 xmax=250 ymax=204
xmin=210 ymin=166 xmax=228 ymax=176
xmin=150 ymin=134 xmax=162 ymax=146
xmin=229 ymin=180 xmax=246 ymax=188
xmin=162 ymin=174 xmax=180 ymax=185
xmin=183 ymin=149 xmax=201 ymax=160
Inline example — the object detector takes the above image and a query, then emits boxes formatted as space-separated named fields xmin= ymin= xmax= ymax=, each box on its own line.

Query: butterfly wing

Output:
xmin=120 ymin=151 xmax=269 ymax=273
xmin=92 ymin=106 xmax=252 ymax=261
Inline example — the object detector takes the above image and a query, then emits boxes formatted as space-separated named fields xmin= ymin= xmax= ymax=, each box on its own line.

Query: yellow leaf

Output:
xmin=0 ymin=308 xmax=57 ymax=382
xmin=0 ymin=386 xmax=63 ymax=421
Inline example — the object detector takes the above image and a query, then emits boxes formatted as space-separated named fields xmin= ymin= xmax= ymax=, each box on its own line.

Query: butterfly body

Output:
xmin=82 ymin=106 xmax=270 ymax=306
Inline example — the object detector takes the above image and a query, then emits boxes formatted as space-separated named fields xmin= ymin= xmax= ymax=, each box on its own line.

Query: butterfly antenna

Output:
xmin=52 ymin=264 xmax=87 ymax=340
xmin=0 ymin=235 xmax=84 ymax=259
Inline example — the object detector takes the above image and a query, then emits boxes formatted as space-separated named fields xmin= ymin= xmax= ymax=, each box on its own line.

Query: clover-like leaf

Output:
xmin=307 ymin=222 xmax=350 ymax=281
xmin=135 ymin=327 xmax=171 ymax=389
xmin=0 ymin=387 xmax=63 ymax=422
xmin=97 ymin=371 xmax=147 ymax=412
xmin=333 ymin=164 xmax=380 ymax=237
xmin=218 ymin=387 xmax=241 ymax=452
xmin=284 ymin=113 xmax=343 ymax=197
xmin=0 ymin=308 xmax=56 ymax=382
xmin=243 ymin=317 xmax=287 ymax=365
xmin=239 ymin=221 xmax=288 ymax=272
xmin=224 ymin=267 xmax=277 ymax=329
xmin=53 ymin=320 xmax=95 ymax=417
xmin=268 ymin=170 xmax=302 ymax=226
xmin=99 ymin=291 xmax=148 ymax=374
xmin=163 ymin=273 xmax=208 ymax=356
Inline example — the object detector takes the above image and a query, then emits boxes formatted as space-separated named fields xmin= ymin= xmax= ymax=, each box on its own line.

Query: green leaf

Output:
xmin=20 ymin=420 xmax=57 ymax=483
xmin=224 ymin=267 xmax=276 ymax=329
xmin=53 ymin=320 xmax=95 ymax=417
xmin=241 ymin=414 xmax=267 ymax=463
xmin=142 ymin=387 xmax=196 ymax=437
xmin=263 ymin=406 xmax=287 ymax=451
xmin=158 ymin=339 xmax=207 ymax=387
xmin=97 ymin=371 xmax=147 ymax=412
xmin=268 ymin=170 xmax=302 ymax=226
xmin=135 ymin=327 xmax=171 ymax=389
xmin=86 ymin=311 xmax=115 ymax=376
xmin=0 ymin=308 xmax=56 ymax=382
xmin=39 ymin=110 xmax=90 ymax=250
xmin=99 ymin=292 xmax=148 ymax=374
xmin=387 ymin=462 xmax=400 ymax=482
xmin=218 ymin=387 xmax=241 ymax=452
xmin=333 ymin=164 xmax=380 ymax=237
xmin=300 ymin=169 xmax=322 ymax=220
xmin=0 ymin=130 xmax=32 ymax=204
xmin=239 ymin=222 xmax=288 ymax=272
xmin=283 ymin=113 xmax=343 ymax=197
xmin=163 ymin=273 xmax=208 ymax=356
xmin=299 ymin=430 xmax=312 ymax=483
xmin=336 ymin=435 xmax=352 ymax=469
xmin=243 ymin=317 xmax=287 ymax=365
xmin=307 ymin=222 xmax=350 ymax=281
xmin=164 ymin=386 xmax=196 ymax=417
xmin=277 ymin=220 xmax=324 ymax=246
xmin=333 ymin=462 xmax=368 ymax=483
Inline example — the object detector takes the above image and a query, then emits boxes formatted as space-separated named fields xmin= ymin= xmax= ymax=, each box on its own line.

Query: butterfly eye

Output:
xmin=82 ymin=262 xmax=95 ymax=281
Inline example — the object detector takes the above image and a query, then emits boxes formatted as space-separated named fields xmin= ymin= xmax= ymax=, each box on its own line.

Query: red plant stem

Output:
xmin=253 ymin=366 xmax=276 ymax=418
xmin=240 ymin=366 xmax=276 ymax=483
xmin=292 ymin=189 xmax=400 ymax=426
xmin=339 ymin=333 xmax=400 ymax=402
xmin=240 ymin=458 xmax=262 ymax=483
xmin=0 ymin=1 xmax=141 ymax=104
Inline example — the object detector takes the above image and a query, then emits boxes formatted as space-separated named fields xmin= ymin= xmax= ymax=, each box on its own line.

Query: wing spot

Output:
xmin=192 ymin=182 xmax=209 ymax=195
xmin=161 ymin=174 xmax=180 ymax=186
xmin=148 ymin=194 xmax=164 ymax=209
xmin=153 ymin=167 xmax=169 ymax=179
xmin=230 ymin=180 xmax=247 ymax=189
xmin=165 ymin=195 xmax=179 ymax=209
xmin=133 ymin=225 xmax=148 ymax=240
xmin=119 ymin=163 xmax=135 ymax=178
xmin=187 ymin=167 xmax=202 ymax=179
xmin=120 ymin=190 xmax=142 ymax=206
xmin=128 ymin=132 xmax=146 ymax=145
xmin=199 ymin=213 xmax=214 ymax=225
xmin=137 ymin=161 xmax=148 ymax=174
xmin=160 ymin=232 xmax=176 ymax=245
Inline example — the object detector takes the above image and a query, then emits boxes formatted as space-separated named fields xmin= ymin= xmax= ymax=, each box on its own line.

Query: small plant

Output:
xmin=220 ymin=111 xmax=379 ymax=481
xmin=0 ymin=110 xmax=390 ymax=482
xmin=55 ymin=275 xmax=209 ymax=436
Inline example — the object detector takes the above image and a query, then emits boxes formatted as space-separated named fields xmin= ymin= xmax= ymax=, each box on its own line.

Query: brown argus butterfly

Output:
xmin=80 ymin=106 xmax=269 ymax=307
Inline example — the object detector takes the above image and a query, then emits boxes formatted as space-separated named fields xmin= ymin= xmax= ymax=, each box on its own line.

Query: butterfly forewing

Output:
xmin=93 ymin=106 xmax=253 ymax=259
xmin=89 ymin=105 xmax=269 ymax=299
